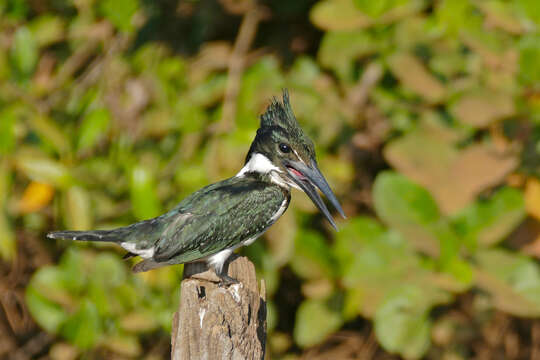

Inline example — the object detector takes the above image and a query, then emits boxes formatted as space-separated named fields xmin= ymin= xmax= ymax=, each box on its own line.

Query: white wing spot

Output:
xmin=121 ymin=242 xmax=155 ymax=259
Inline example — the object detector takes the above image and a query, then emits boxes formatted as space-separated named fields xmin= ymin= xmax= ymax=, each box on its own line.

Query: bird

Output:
xmin=47 ymin=89 xmax=346 ymax=285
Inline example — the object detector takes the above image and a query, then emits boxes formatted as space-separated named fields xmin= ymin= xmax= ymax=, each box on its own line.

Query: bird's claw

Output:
xmin=217 ymin=273 xmax=239 ymax=287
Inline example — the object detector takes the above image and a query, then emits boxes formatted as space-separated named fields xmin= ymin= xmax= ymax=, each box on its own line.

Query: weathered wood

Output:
xmin=172 ymin=255 xmax=266 ymax=360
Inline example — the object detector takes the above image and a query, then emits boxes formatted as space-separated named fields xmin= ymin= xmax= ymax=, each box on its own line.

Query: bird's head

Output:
xmin=243 ymin=89 xmax=346 ymax=229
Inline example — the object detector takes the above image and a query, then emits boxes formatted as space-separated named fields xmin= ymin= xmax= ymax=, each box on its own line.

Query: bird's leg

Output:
xmin=217 ymin=272 xmax=239 ymax=287
xmin=210 ymin=261 xmax=239 ymax=287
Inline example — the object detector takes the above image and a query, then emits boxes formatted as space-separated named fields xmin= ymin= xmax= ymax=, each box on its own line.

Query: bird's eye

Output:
xmin=279 ymin=143 xmax=291 ymax=153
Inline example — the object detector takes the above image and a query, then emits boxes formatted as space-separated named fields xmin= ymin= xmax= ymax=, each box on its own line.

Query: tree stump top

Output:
xmin=172 ymin=255 xmax=267 ymax=360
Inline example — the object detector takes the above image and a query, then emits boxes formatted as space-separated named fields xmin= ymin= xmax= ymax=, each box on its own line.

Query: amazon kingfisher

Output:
xmin=48 ymin=90 xmax=345 ymax=285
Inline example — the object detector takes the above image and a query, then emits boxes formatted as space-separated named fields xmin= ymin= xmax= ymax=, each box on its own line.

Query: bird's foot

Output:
xmin=217 ymin=273 xmax=239 ymax=287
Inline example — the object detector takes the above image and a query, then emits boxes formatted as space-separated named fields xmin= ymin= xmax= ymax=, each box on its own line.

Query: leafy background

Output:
xmin=1 ymin=0 xmax=539 ymax=359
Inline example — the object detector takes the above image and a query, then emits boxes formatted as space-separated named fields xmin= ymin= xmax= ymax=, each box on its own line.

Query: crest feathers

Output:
xmin=260 ymin=89 xmax=301 ymax=132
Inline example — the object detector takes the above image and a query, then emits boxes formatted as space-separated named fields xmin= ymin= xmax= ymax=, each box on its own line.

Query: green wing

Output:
xmin=152 ymin=177 xmax=288 ymax=264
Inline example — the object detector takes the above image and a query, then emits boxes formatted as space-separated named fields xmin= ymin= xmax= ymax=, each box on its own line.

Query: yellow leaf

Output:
xmin=525 ymin=178 xmax=540 ymax=220
xmin=19 ymin=181 xmax=55 ymax=213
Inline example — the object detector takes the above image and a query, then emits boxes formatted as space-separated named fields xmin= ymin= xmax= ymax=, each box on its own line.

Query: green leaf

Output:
xmin=294 ymin=298 xmax=343 ymax=347
xmin=30 ymin=115 xmax=71 ymax=155
xmin=28 ymin=15 xmax=64 ymax=47
xmin=334 ymin=217 xmax=454 ymax=316
xmin=318 ymin=30 xmax=380 ymax=80
xmin=373 ymin=171 xmax=441 ymax=254
xmin=354 ymin=0 xmax=409 ymax=18
xmin=519 ymin=34 xmax=540 ymax=86
xmin=452 ymin=187 xmax=525 ymax=248
xmin=0 ymin=107 xmax=16 ymax=154
xmin=516 ymin=0 xmax=540 ymax=24
xmin=373 ymin=172 xmax=466 ymax=276
xmin=475 ymin=249 xmax=540 ymax=317
xmin=174 ymin=100 xmax=207 ymax=133
xmin=99 ymin=0 xmax=139 ymax=32
xmin=374 ymin=171 xmax=441 ymax=226
xmin=291 ymin=230 xmax=336 ymax=280
xmin=310 ymin=0 xmax=371 ymax=31
xmin=288 ymin=56 xmax=321 ymax=87
xmin=90 ymin=253 xmax=127 ymax=288
xmin=332 ymin=216 xmax=386 ymax=270
xmin=63 ymin=186 xmax=93 ymax=231
xmin=237 ymin=57 xmax=284 ymax=129
xmin=77 ymin=108 xmax=111 ymax=152
xmin=129 ymin=165 xmax=161 ymax=220
xmin=58 ymin=247 xmax=87 ymax=294
xmin=25 ymin=267 xmax=72 ymax=333
xmin=0 ymin=160 xmax=15 ymax=260
xmin=10 ymin=26 xmax=38 ymax=76
xmin=0 ymin=210 xmax=15 ymax=261
xmin=435 ymin=0 xmax=479 ymax=34
xmin=60 ymin=300 xmax=102 ymax=349
xmin=375 ymin=286 xmax=431 ymax=359
xmin=16 ymin=155 xmax=73 ymax=189
xmin=3 ymin=0 xmax=29 ymax=20
xmin=25 ymin=285 xmax=68 ymax=334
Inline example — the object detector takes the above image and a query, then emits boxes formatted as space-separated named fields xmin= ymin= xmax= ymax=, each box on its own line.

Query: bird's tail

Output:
xmin=47 ymin=217 xmax=165 ymax=245
xmin=47 ymin=229 xmax=120 ymax=242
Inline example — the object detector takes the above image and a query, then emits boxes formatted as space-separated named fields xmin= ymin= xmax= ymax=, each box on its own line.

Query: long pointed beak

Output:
xmin=285 ymin=160 xmax=346 ymax=230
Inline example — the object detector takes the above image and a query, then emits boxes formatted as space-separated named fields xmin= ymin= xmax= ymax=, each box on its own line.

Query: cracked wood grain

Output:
xmin=172 ymin=255 xmax=266 ymax=360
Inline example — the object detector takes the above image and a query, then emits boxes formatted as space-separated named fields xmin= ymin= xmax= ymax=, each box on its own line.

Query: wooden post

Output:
xmin=171 ymin=255 xmax=267 ymax=360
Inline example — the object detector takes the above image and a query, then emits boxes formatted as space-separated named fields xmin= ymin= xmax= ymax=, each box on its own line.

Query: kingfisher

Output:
xmin=48 ymin=90 xmax=345 ymax=285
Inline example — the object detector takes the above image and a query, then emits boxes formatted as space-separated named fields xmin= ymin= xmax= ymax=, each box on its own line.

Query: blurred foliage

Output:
xmin=0 ymin=0 xmax=539 ymax=358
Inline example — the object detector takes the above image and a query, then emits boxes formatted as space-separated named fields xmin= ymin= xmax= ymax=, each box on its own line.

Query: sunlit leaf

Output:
xmin=16 ymin=155 xmax=73 ymax=189
xmin=310 ymin=0 xmax=371 ymax=31
xmin=375 ymin=286 xmax=431 ymax=359
xmin=60 ymin=299 xmax=102 ymax=349
xmin=0 ymin=107 xmax=16 ymax=154
xmin=77 ymin=108 xmax=110 ymax=152
xmin=373 ymin=172 xmax=440 ymax=232
xmin=29 ymin=115 xmax=71 ymax=155
xmin=63 ymin=186 xmax=92 ymax=231
xmin=291 ymin=230 xmax=336 ymax=280
xmin=26 ymin=285 xmax=69 ymax=334
xmin=475 ymin=249 xmax=540 ymax=317
xmin=516 ymin=0 xmax=540 ymax=25
xmin=373 ymin=171 xmax=470 ymax=278
xmin=29 ymin=15 xmax=64 ymax=47
xmin=318 ymin=30 xmax=380 ymax=80
xmin=99 ymin=0 xmax=138 ymax=32
xmin=519 ymin=34 xmax=540 ymax=86
xmin=453 ymin=187 xmax=525 ymax=248
xmin=26 ymin=266 xmax=73 ymax=333
xmin=0 ymin=160 xmax=14 ymax=260
xmin=10 ymin=26 xmax=38 ymax=76
xmin=129 ymin=165 xmax=161 ymax=220
xmin=59 ymin=247 xmax=88 ymax=294
xmin=354 ymin=0 xmax=409 ymax=18
xmin=0 ymin=211 xmax=15 ymax=261
xmin=294 ymin=298 xmax=343 ymax=347
xmin=333 ymin=216 xmax=455 ymax=316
